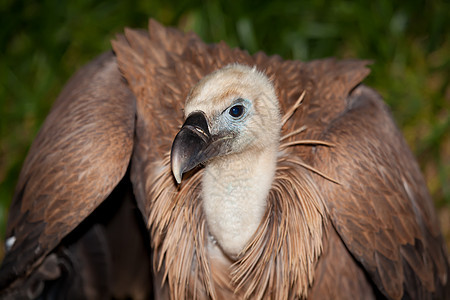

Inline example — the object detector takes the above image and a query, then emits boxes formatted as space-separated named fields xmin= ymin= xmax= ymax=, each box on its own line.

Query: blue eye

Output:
xmin=229 ymin=105 xmax=244 ymax=118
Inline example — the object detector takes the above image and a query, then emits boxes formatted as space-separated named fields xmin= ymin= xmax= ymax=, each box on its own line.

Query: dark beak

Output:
xmin=171 ymin=111 xmax=214 ymax=184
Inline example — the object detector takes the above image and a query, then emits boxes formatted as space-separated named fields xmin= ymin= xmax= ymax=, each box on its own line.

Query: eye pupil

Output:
xmin=229 ymin=105 xmax=244 ymax=118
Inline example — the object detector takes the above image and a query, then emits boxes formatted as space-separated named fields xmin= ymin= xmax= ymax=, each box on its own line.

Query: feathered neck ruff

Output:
xmin=147 ymin=123 xmax=328 ymax=299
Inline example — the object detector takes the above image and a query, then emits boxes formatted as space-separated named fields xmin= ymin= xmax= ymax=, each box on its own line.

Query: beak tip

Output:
xmin=174 ymin=172 xmax=182 ymax=185
xmin=171 ymin=152 xmax=183 ymax=185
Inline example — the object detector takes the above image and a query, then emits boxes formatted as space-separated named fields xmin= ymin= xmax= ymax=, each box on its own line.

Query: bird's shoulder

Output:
xmin=302 ymin=84 xmax=449 ymax=298
xmin=0 ymin=51 xmax=136 ymax=293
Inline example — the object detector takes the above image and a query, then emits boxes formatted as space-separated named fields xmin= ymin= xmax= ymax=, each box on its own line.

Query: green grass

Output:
xmin=1 ymin=0 xmax=449 ymax=259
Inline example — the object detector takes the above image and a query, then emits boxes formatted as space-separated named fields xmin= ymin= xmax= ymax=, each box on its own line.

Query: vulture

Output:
xmin=0 ymin=19 xmax=449 ymax=299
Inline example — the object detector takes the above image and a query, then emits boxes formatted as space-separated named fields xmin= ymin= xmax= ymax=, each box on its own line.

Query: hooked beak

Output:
xmin=171 ymin=111 xmax=215 ymax=184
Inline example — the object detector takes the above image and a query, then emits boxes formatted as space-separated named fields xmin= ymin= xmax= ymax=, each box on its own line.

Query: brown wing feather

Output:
xmin=0 ymin=52 xmax=136 ymax=290
xmin=309 ymin=223 xmax=377 ymax=300
xmin=308 ymin=85 xmax=449 ymax=298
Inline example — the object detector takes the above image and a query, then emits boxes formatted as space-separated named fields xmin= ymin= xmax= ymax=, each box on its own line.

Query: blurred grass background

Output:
xmin=0 ymin=0 xmax=449 ymax=260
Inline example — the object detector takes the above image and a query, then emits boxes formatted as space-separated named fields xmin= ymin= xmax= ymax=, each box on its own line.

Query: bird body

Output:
xmin=0 ymin=19 xmax=448 ymax=299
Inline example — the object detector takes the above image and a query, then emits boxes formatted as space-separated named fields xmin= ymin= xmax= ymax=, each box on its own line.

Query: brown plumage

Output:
xmin=0 ymin=19 xmax=449 ymax=299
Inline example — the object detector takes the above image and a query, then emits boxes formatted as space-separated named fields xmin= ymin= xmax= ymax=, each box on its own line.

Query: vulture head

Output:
xmin=171 ymin=64 xmax=281 ymax=257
